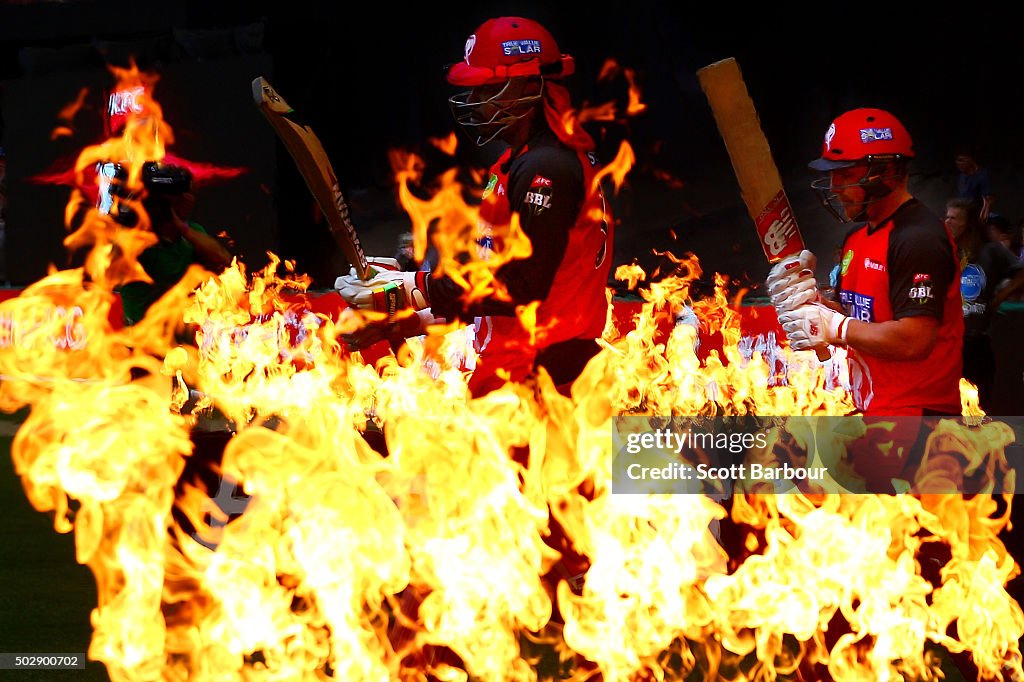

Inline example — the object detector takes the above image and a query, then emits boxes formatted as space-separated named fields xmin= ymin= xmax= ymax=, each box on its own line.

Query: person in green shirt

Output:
xmin=118 ymin=166 xmax=233 ymax=326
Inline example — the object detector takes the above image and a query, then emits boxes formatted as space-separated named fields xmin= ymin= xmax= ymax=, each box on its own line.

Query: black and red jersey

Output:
xmin=428 ymin=128 xmax=613 ymax=396
xmin=835 ymin=200 xmax=963 ymax=415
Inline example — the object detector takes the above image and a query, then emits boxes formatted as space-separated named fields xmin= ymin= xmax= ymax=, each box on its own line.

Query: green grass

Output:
xmin=0 ymin=411 xmax=108 ymax=681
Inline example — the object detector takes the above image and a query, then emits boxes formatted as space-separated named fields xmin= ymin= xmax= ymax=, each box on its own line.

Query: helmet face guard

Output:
xmin=807 ymin=108 xmax=914 ymax=222
xmin=810 ymin=157 xmax=908 ymax=223
xmin=448 ymin=77 xmax=544 ymax=146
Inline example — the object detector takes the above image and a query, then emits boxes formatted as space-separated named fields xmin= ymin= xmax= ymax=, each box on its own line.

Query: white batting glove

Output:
xmin=766 ymin=250 xmax=819 ymax=315
xmin=335 ymin=257 xmax=430 ymax=314
xmin=778 ymin=303 xmax=850 ymax=352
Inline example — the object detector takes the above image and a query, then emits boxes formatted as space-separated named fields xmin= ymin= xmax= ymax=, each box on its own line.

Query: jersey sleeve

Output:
xmin=887 ymin=219 xmax=955 ymax=320
xmin=499 ymin=146 xmax=584 ymax=304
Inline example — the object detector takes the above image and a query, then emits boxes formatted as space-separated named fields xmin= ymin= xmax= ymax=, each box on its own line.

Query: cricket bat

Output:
xmin=697 ymin=58 xmax=829 ymax=361
xmin=252 ymin=76 xmax=370 ymax=279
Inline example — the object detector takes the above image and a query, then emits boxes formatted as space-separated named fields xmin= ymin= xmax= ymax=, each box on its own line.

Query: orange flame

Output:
xmin=50 ymin=86 xmax=90 ymax=140
xmin=578 ymin=58 xmax=647 ymax=123
xmin=1 ymin=64 xmax=1022 ymax=682
xmin=389 ymin=148 xmax=532 ymax=306
xmin=62 ymin=61 xmax=170 ymax=290
xmin=429 ymin=132 xmax=459 ymax=156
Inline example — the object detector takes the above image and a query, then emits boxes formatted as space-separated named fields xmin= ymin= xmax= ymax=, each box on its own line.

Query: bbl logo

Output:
xmin=909 ymin=273 xmax=934 ymax=304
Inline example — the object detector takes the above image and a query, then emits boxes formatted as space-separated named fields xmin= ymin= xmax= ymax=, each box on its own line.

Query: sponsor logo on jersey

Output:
xmin=482 ymin=173 xmax=498 ymax=199
xmin=530 ymin=174 xmax=553 ymax=188
xmin=960 ymin=263 xmax=986 ymax=303
xmin=841 ymin=249 xmax=854 ymax=276
xmin=840 ymin=290 xmax=875 ymax=322
xmin=501 ymin=39 xmax=542 ymax=56
xmin=909 ymin=273 xmax=934 ymax=303
xmin=863 ymin=257 xmax=886 ymax=272
xmin=476 ymin=221 xmax=494 ymax=258
xmin=859 ymin=127 xmax=893 ymax=143
xmin=524 ymin=189 xmax=551 ymax=213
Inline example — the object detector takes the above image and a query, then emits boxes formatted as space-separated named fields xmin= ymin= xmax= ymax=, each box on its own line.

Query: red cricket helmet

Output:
xmin=809 ymin=108 xmax=914 ymax=171
xmin=446 ymin=17 xmax=574 ymax=87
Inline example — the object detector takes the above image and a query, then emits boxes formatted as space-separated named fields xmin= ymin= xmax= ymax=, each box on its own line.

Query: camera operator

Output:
xmin=117 ymin=163 xmax=233 ymax=326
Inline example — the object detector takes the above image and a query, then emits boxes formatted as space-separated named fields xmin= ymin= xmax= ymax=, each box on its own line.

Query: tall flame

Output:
xmin=0 ymin=64 xmax=1021 ymax=682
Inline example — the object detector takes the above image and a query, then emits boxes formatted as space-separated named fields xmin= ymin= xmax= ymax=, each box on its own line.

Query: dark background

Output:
xmin=1 ymin=1 xmax=1022 ymax=292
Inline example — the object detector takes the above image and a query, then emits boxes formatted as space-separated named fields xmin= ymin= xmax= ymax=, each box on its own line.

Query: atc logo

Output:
xmin=909 ymin=273 xmax=934 ymax=304
xmin=859 ymin=127 xmax=894 ymax=143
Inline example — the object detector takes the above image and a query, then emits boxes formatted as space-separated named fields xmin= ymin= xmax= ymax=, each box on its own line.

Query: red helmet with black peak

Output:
xmin=809 ymin=108 xmax=915 ymax=223
xmin=446 ymin=17 xmax=574 ymax=87
xmin=809 ymin=108 xmax=914 ymax=171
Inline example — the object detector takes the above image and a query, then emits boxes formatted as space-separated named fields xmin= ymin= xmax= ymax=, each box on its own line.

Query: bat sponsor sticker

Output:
xmin=755 ymin=190 xmax=802 ymax=262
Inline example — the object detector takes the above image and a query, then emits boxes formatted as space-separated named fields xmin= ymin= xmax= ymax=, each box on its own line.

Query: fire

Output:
xmin=578 ymin=58 xmax=647 ymax=124
xmin=429 ymin=132 xmax=459 ymax=156
xmin=388 ymin=147 xmax=533 ymax=306
xmin=51 ymin=86 xmax=91 ymax=140
xmin=1 ymin=66 xmax=1022 ymax=682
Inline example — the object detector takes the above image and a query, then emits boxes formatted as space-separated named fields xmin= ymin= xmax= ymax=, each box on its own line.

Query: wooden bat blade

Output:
xmin=252 ymin=76 xmax=370 ymax=279
xmin=698 ymin=59 xmax=830 ymax=362
xmin=697 ymin=58 xmax=805 ymax=264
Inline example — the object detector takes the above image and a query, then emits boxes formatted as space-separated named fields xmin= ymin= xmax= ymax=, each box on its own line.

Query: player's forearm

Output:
xmin=845 ymin=317 xmax=937 ymax=361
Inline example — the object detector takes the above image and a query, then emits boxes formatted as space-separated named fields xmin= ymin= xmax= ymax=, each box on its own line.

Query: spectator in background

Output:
xmin=954 ymin=147 xmax=995 ymax=224
xmin=986 ymin=213 xmax=1023 ymax=260
xmin=394 ymin=231 xmax=416 ymax=272
xmin=945 ymin=197 xmax=1024 ymax=410
xmin=118 ymin=166 xmax=233 ymax=326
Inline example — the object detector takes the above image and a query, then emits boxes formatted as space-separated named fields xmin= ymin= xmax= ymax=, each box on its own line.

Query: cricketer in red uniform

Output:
xmin=833 ymin=200 xmax=962 ymax=414
xmin=767 ymin=108 xmax=963 ymax=416
xmin=428 ymin=128 xmax=611 ymax=396
xmin=336 ymin=17 xmax=612 ymax=397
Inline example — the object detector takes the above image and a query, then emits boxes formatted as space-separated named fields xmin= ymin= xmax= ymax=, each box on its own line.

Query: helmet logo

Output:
xmin=501 ymin=39 xmax=542 ymax=56
xmin=859 ymin=127 xmax=893 ymax=143
xmin=824 ymin=123 xmax=836 ymax=150
xmin=464 ymin=34 xmax=476 ymax=64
